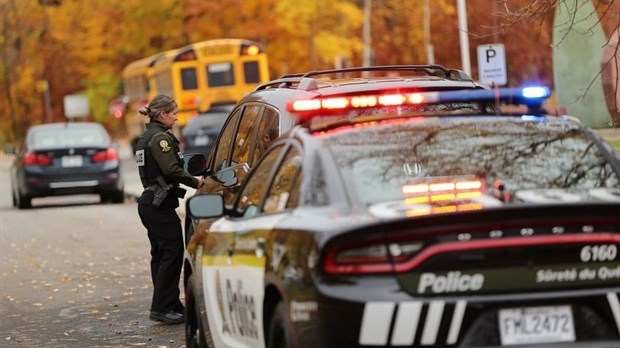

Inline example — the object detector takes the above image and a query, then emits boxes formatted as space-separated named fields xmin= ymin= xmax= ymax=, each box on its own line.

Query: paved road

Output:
xmin=0 ymin=156 xmax=186 ymax=347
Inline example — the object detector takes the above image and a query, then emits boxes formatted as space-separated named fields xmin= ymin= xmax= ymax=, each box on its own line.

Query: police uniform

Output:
xmin=135 ymin=121 xmax=199 ymax=319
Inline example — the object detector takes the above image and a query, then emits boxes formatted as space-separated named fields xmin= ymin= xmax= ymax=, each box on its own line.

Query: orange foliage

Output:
xmin=1 ymin=0 xmax=617 ymax=144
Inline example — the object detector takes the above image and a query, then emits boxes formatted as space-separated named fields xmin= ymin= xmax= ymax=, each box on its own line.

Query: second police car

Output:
xmin=182 ymin=71 xmax=620 ymax=347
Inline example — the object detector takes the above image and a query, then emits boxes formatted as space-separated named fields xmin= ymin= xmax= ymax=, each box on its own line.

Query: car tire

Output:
xmin=16 ymin=189 xmax=32 ymax=209
xmin=11 ymin=187 xmax=17 ymax=208
xmin=101 ymin=190 xmax=124 ymax=204
xmin=266 ymin=301 xmax=293 ymax=348
xmin=110 ymin=189 xmax=125 ymax=204
xmin=185 ymin=276 xmax=211 ymax=348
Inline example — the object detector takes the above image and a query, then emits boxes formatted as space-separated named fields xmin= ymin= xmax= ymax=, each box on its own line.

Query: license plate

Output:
xmin=61 ymin=155 xmax=83 ymax=167
xmin=194 ymin=135 xmax=209 ymax=146
xmin=498 ymin=305 xmax=575 ymax=346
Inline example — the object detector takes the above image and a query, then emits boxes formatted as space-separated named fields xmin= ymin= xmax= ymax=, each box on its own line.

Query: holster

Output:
xmin=152 ymin=176 xmax=173 ymax=208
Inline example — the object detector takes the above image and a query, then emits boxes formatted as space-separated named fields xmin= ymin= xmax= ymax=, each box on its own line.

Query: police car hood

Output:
xmin=367 ymin=187 xmax=620 ymax=219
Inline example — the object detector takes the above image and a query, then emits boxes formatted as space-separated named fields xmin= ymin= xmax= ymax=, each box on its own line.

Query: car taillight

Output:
xmin=324 ymin=239 xmax=423 ymax=274
xmin=24 ymin=152 xmax=52 ymax=166
xmin=92 ymin=148 xmax=119 ymax=162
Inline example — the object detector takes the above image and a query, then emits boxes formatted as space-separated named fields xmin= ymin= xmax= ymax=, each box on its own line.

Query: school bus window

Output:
xmin=181 ymin=68 xmax=198 ymax=90
xmin=243 ymin=61 xmax=260 ymax=84
xmin=207 ymin=63 xmax=235 ymax=87
xmin=155 ymin=72 xmax=172 ymax=96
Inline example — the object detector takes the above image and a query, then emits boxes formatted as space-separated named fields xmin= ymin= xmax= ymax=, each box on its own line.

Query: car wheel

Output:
xmin=110 ymin=190 xmax=124 ymax=204
xmin=185 ymin=276 xmax=211 ymax=348
xmin=16 ymin=189 xmax=32 ymax=209
xmin=11 ymin=187 xmax=17 ymax=207
xmin=100 ymin=190 xmax=124 ymax=204
xmin=266 ymin=301 xmax=293 ymax=348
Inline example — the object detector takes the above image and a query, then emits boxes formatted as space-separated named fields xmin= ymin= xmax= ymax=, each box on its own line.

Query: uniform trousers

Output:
xmin=138 ymin=202 xmax=184 ymax=313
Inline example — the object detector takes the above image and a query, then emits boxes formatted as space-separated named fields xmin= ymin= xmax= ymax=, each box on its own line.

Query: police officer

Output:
xmin=135 ymin=95 xmax=204 ymax=325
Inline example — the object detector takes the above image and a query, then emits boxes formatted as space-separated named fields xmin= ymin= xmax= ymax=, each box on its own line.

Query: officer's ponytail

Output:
xmin=139 ymin=95 xmax=177 ymax=121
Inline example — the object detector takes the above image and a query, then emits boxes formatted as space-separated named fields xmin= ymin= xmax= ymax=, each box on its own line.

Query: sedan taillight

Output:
xmin=92 ymin=147 xmax=119 ymax=162
xmin=24 ymin=152 xmax=52 ymax=166
xmin=323 ymin=239 xmax=423 ymax=274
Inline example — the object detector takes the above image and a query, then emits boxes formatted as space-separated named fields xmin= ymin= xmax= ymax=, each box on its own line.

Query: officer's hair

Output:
xmin=138 ymin=95 xmax=177 ymax=120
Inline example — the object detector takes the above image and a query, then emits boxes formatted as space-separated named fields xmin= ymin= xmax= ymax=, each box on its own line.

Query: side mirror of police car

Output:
xmin=184 ymin=153 xmax=209 ymax=176
xmin=187 ymin=194 xmax=224 ymax=219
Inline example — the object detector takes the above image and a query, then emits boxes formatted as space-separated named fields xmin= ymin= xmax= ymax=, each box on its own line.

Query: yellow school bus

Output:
xmin=120 ymin=52 xmax=165 ymax=151
xmin=151 ymin=38 xmax=270 ymax=127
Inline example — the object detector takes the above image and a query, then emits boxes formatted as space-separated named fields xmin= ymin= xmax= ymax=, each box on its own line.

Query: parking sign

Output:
xmin=477 ymin=44 xmax=507 ymax=86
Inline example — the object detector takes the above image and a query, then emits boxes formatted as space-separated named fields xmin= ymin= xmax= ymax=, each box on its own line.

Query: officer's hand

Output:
xmin=196 ymin=177 xmax=204 ymax=189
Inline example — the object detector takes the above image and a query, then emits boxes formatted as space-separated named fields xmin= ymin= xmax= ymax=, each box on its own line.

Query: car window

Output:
xmin=231 ymin=105 xmax=262 ymax=166
xmin=285 ymin=168 xmax=303 ymax=210
xmin=212 ymin=108 xmax=241 ymax=171
xmin=325 ymin=118 xmax=620 ymax=205
xmin=264 ymin=147 xmax=302 ymax=214
xmin=31 ymin=127 xmax=108 ymax=148
xmin=250 ymin=107 xmax=280 ymax=167
xmin=235 ymin=144 xmax=286 ymax=217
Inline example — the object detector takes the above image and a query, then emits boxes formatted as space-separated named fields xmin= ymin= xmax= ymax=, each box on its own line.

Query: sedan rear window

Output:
xmin=31 ymin=127 xmax=108 ymax=148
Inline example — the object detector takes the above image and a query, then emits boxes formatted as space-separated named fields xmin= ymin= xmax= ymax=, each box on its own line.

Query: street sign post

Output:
xmin=477 ymin=43 xmax=507 ymax=86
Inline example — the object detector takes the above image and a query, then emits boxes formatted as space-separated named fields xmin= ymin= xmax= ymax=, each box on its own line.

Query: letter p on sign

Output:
xmin=477 ymin=43 xmax=507 ymax=86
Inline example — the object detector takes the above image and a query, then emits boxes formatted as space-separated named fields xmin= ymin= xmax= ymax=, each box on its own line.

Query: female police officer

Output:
xmin=135 ymin=95 xmax=204 ymax=325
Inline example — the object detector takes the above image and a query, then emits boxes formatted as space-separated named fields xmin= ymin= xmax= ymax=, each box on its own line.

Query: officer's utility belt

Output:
xmin=144 ymin=184 xmax=159 ymax=191
xmin=147 ymin=177 xmax=187 ymax=208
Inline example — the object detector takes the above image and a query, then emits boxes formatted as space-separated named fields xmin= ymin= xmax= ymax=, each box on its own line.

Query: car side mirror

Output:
xmin=186 ymin=194 xmax=224 ymax=218
xmin=184 ymin=153 xmax=209 ymax=176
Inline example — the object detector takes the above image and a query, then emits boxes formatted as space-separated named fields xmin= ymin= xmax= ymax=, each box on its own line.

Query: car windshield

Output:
xmin=323 ymin=116 xmax=620 ymax=205
xmin=31 ymin=127 xmax=108 ymax=148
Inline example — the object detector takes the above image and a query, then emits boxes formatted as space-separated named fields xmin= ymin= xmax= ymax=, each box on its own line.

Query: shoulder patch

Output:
xmin=159 ymin=139 xmax=171 ymax=152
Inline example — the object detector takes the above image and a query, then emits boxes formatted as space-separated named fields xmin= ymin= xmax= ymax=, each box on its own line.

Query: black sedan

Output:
xmin=180 ymin=105 xmax=234 ymax=156
xmin=184 ymin=87 xmax=620 ymax=347
xmin=7 ymin=122 xmax=124 ymax=209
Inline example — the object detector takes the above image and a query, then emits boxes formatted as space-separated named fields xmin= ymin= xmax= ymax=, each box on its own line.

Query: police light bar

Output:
xmin=287 ymin=86 xmax=551 ymax=115
xmin=402 ymin=177 xmax=485 ymax=205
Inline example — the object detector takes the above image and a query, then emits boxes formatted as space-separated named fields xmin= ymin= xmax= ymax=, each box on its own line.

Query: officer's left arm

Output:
xmin=149 ymin=133 xmax=199 ymax=188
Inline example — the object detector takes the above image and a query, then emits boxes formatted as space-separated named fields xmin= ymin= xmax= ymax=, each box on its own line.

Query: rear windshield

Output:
xmin=30 ymin=127 xmax=108 ymax=148
xmin=324 ymin=117 xmax=620 ymax=204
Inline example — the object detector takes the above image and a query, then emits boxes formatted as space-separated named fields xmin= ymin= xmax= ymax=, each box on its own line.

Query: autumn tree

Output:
xmin=2 ymin=0 xmax=617 ymax=145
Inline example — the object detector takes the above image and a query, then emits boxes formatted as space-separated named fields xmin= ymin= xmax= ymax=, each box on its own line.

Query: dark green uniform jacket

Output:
xmin=135 ymin=122 xmax=199 ymax=208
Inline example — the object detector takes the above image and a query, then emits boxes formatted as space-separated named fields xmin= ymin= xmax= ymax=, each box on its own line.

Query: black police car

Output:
xmin=185 ymin=65 xmax=485 ymax=223
xmin=183 ymin=86 xmax=620 ymax=347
